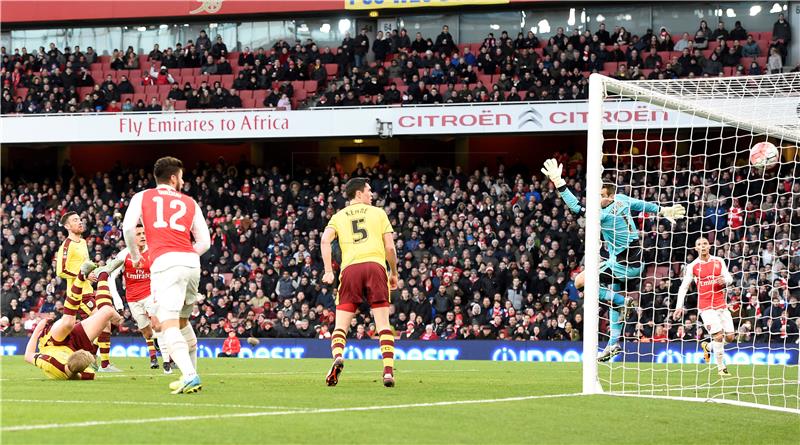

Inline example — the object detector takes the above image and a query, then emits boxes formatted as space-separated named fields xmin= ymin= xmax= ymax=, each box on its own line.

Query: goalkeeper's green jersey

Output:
xmin=558 ymin=185 xmax=660 ymax=258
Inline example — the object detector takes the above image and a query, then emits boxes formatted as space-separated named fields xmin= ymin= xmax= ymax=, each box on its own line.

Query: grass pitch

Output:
xmin=1 ymin=357 xmax=797 ymax=444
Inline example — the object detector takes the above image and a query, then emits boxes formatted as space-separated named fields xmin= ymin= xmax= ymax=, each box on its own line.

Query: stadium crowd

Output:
xmin=1 ymin=151 xmax=799 ymax=343
xmin=0 ymin=15 xmax=796 ymax=113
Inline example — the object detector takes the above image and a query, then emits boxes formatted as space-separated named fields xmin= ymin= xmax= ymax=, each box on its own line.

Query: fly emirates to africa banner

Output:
xmin=0 ymin=102 xmax=721 ymax=144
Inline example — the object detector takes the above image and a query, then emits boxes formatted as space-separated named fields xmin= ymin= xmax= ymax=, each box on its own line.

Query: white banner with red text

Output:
xmin=0 ymin=102 xmax=722 ymax=144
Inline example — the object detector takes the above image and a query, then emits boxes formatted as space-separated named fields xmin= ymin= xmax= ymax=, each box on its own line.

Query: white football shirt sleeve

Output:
xmin=190 ymin=200 xmax=211 ymax=256
xmin=108 ymin=249 xmax=128 ymax=308
xmin=122 ymin=192 xmax=144 ymax=263
xmin=675 ymin=261 xmax=695 ymax=310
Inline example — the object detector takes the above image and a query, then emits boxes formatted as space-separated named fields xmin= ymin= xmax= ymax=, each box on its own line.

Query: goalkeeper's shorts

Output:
xmin=600 ymin=240 xmax=642 ymax=292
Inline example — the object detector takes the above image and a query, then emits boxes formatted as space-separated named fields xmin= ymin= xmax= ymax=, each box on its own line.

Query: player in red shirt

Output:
xmin=673 ymin=237 xmax=735 ymax=376
xmin=122 ymin=157 xmax=210 ymax=394
xmin=109 ymin=223 xmax=173 ymax=373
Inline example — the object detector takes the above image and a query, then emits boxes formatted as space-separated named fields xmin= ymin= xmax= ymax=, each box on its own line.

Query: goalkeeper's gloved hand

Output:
xmin=541 ymin=158 xmax=566 ymax=188
xmin=659 ymin=204 xmax=686 ymax=224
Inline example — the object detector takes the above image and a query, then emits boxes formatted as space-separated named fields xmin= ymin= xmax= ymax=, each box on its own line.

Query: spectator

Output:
xmin=354 ymin=28 xmax=369 ymax=68
xmin=742 ymin=35 xmax=760 ymax=57
xmin=147 ymin=44 xmax=162 ymax=61
xmin=211 ymin=36 xmax=228 ymax=59
xmin=218 ymin=331 xmax=241 ymax=357
xmin=729 ymin=21 xmax=748 ymax=41
xmin=196 ymin=30 xmax=212 ymax=52
xmin=146 ymin=96 xmax=162 ymax=111
xmin=767 ymin=47 xmax=783 ymax=74
xmin=434 ymin=25 xmax=457 ymax=54
xmin=674 ymin=32 xmax=691 ymax=52
xmin=710 ymin=21 xmax=729 ymax=41
xmin=372 ymin=31 xmax=389 ymax=62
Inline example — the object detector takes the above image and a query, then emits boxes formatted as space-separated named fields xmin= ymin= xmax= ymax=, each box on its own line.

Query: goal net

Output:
xmin=582 ymin=72 xmax=800 ymax=414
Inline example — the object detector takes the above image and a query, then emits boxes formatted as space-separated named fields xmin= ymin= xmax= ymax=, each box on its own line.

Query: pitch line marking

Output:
xmin=1 ymin=393 xmax=584 ymax=432
xmin=1 ymin=399 xmax=302 ymax=410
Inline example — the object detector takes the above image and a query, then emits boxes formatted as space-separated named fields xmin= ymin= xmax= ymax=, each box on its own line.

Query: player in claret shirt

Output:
xmin=673 ymin=237 xmax=735 ymax=376
xmin=109 ymin=223 xmax=173 ymax=372
xmin=24 ymin=261 xmax=122 ymax=380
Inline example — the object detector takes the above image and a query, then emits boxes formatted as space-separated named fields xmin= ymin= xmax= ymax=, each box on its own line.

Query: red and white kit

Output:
xmin=109 ymin=248 xmax=155 ymax=329
xmin=678 ymin=255 xmax=735 ymax=334
xmin=122 ymin=185 xmax=210 ymax=321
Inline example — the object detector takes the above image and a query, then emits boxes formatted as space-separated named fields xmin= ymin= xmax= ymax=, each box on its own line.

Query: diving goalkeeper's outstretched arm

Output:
xmin=540 ymin=158 xmax=686 ymax=223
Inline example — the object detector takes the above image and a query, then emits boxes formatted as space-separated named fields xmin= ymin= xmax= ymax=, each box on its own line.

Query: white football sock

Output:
xmin=180 ymin=324 xmax=198 ymax=371
xmin=154 ymin=331 xmax=171 ymax=363
xmin=712 ymin=340 xmax=725 ymax=369
xmin=163 ymin=327 xmax=196 ymax=380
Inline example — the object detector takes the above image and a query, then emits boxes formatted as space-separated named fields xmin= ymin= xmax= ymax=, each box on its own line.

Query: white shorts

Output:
xmin=700 ymin=308 xmax=734 ymax=335
xmin=151 ymin=266 xmax=200 ymax=322
xmin=128 ymin=296 xmax=156 ymax=330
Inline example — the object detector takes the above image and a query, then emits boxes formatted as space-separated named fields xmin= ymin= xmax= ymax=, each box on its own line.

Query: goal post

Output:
xmin=582 ymin=72 xmax=800 ymax=414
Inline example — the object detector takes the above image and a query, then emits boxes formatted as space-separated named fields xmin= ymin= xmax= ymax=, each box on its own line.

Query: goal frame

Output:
xmin=581 ymin=73 xmax=800 ymax=414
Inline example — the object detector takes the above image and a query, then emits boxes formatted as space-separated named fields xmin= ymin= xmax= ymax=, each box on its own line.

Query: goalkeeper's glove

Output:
xmin=659 ymin=204 xmax=686 ymax=224
xmin=541 ymin=158 xmax=566 ymax=188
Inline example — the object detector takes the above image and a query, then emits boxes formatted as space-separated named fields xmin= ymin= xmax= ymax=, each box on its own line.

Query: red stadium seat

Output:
xmin=174 ymin=100 xmax=187 ymax=110
xmin=657 ymin=51 xmax=671 ymax=63
xmin=253 ymin=90 xmax=268 ymax=105
xmin=325 ymin=64 xmax=338 ymax=79
xmin=756 ymin=40 xmax=769 ymax=56
xmin=304 ymin=80 xmax=318 ymax=92
xmin=14 ymin=87 xmax=29 ymax=99
xmin=295 ymin=89 xmax=308 ymax=101
xmin=120 ymin=94 xmax=134 ymax=103
xmin=723 ymin=66 xmax=735 ymax=76
xmin=756 ymin=56 xmax=767 ymax=67
xmin=640 ymin=69 xmax=653 ymax=78
xmin=241 ymin=96 xmax=256 ymax=108
xmin=99 ymin=55 xmax=112 ymax=65
xmin=758 ymin=31 xmax=773 ymax=42
xmin=143 ymin=85 xmax=158 ymax=95
xmin=707 ymin=40 xmax=720 ymax=52
xmin=477 ymin=74 xmax=492 ymax=86
xmin=133 ymin=93 xmax=147 ymax=104
xmin=291 ymin=80 xmax=304 ymax=93
xmin=740 ymin=57 xmax=753 ymax=68
xmin=179 ymin=68 xmax=196 ymax=78
xmin=220 ymin=74 xmax=234 ymax=89
xmin=77 ymin=86 xmax=94 ymax=99
xmin=157 ymin=85 xmax=172 ymax=96
xmin=603 ymin=62 xmax=618 ymax=72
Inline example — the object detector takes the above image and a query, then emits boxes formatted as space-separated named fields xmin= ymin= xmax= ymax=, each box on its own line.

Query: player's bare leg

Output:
xmin=326 ymin=308 xmax=354 ymax=386
xmin=372 ymin=305 xmax=395 ymax=387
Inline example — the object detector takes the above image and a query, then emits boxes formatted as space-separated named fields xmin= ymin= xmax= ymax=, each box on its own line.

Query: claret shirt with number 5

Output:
xmin=122 ymin=184 xmax=210 ymax=272
xmin=326 ymin=203 xmax=393 ymax=272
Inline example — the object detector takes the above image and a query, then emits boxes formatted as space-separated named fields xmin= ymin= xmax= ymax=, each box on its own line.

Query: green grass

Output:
xmin=1 ymin=357 xmax=797 ymax=444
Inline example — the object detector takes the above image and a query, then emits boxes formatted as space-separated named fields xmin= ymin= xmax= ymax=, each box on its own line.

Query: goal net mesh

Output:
xmin=588 ymin=72 xmax=800 ymax=413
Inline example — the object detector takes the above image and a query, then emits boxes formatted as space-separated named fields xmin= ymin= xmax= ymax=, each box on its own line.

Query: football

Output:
xmin=749 ymin=141 xmax=780 ymax=168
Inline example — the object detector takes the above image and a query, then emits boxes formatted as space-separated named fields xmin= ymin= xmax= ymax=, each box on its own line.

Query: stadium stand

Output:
xmin=1 ymin=16 xmax=795 ymax=114
xmin=1 ymin=154 xmax=798 ymax=342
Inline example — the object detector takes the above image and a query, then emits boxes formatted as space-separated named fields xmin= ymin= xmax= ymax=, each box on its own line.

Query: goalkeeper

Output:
xmin=541 ymin=159 xmax=685 ymax=361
